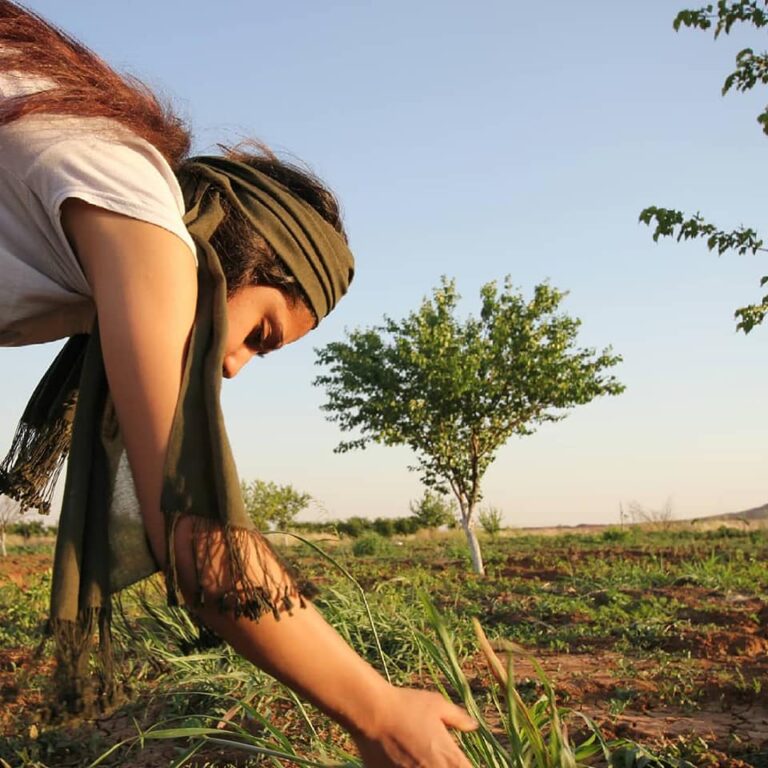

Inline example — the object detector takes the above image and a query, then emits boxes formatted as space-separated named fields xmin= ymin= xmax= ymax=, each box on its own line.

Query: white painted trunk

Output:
xmin=461 ymin=514 xmax=485 ymax=575
xmin=0 ymin=527 xmax=6 ymax=557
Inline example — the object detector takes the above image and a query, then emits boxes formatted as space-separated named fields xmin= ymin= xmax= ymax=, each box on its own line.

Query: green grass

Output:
xmin=0 ymin=525 xmax=765 ymax=767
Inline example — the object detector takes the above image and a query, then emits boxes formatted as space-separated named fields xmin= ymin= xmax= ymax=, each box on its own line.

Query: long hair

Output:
xmin=0 ymin=1 xmax=190 ymax=169
xmin=0 ymin=1 xmax=348 ymax=302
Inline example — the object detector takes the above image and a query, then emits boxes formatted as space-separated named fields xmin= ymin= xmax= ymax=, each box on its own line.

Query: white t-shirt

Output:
xmin=0 ymin=77 xmax=196 ymax=346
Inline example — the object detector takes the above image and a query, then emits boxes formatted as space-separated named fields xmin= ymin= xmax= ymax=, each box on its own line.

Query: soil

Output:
xmin=0 ymin=549 xmax=52 ymax=588
xmin=2 ymin=543 xmax=768 ymax=767
xmin=470 ymin=552 xmax=768 ymax=767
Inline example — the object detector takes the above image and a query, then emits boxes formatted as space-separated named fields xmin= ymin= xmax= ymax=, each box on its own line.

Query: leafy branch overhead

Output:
xmin=674 ymin=2 xmax=768 ymax=36
xmin=639 ymin=207 xmax=768 ymax=332
xmin=641 ymin=1 xmax=768 ymax=333
xmin=314 ymin=277 xmax=624 ymax=574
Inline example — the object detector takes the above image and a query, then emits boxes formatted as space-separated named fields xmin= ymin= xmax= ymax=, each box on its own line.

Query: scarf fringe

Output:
xmin=0 ymin=414 xmax=73 ymax=513
xmin=0 ymin=334 xmax=85 ymax=514
xmin=49 ymin=606 xmax=119 ymax=716
xmin=48 ymin=516 xmax=317 ymax=715
xmin=165 ymin=513 xmax=314 ymax=626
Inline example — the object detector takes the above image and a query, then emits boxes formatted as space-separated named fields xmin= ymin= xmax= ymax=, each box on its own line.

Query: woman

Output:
xmin=0 ymin=2 xmax=477 ymax=766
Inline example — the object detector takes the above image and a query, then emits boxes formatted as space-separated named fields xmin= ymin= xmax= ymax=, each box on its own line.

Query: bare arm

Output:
xmin=61 ymin=200 xmax=476 ymax=767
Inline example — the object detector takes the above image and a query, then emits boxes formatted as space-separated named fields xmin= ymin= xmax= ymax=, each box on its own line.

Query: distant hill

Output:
xmin=697 ymin=503 xmax=768 ymax=524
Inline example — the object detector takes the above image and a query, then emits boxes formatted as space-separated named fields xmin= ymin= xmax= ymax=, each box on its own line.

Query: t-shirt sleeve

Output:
xmin=19 ymin=119 xmax=197 ymax=266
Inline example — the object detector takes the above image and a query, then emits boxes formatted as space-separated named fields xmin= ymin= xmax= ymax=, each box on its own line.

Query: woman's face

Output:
xmin=223 ymin=285 xmax=316 ymax=378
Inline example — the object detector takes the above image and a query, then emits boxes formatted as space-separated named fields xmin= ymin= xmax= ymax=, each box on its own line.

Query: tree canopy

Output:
xmin=240 ymin=479 xmax=312 ymax=531
xmin=640 ymin=1 xmax=768 ymax=333
xmin=314 ymin=277 xmax=624 ymax=573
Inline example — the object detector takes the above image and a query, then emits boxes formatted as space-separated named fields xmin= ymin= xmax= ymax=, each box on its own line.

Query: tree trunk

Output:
xmin=461 ymin=515 xmax=485 ymax=575
xmin=0 ymin=526 xmax=6 ymax=557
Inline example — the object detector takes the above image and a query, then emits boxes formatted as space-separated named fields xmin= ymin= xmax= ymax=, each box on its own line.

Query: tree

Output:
xmin=640 ymin=1 xmax=768 ymax=333
xmin=409 ymin=490 xmax=457 ymax=529
xmin=314 ymin=277 xmax=624 ymax=575
xmin=240 ymin=479 xmax=312 ymax=531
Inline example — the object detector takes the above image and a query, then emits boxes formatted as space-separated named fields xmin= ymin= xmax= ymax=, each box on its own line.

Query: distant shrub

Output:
xmin=352 ymin=533 xmax=388 ymax=557
xmin=601 ymin=527 xmax=630 ymax=543
xmin=291 ymin=520 xmax=338 ymax=535
xmin=372 ymin=517 xmax=396 ymax=538
xmin=409 ymin=491 xmax=456 ymax=529
xmin=478 ymin=506 xmax=504 ymax=537
xmin=335 ymin=515 xmax=421 ymax=538
xmin=11 ymin=520 xmax=46 ymax=540
xmin=337 ymin=516 xmax=370 ymax=538
xmin=393 ymin=517 xmax=420 ymax=535
xmin=626 ymin=498 xmax=674 ymax=530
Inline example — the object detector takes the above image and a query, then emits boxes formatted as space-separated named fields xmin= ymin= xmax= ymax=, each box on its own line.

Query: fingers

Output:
xmin=440 ymin=729 xmax=475 ymax=768
xmin=437 ymin=698 xmax=479 ymax=733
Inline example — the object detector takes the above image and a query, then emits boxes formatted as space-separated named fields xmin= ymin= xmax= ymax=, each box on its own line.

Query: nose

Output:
xmin=222 ymin=346 xmax=254 ymax=379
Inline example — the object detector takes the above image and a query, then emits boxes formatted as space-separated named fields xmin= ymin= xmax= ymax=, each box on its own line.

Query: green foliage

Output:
xmin=638 ymin=207 xmax=768 ymax=332
xmin=333 ymin=514 xmax=421 ymax=538
xmin=640 ymin=2 xmax=768 ymax=333
xmin=409 ymin=490 xmax=457 ymax=529
xmin=240 ymin=479 xmax=311 ymax=531
xmin=674 ymin=2 xmax=768 ymax=39
xmin=478 ymin=505 xmax=504 ymax=537
xmin=420 ymin=597 xmax=630 ymax=767
xmin=11 ymin=519 xmax=47 ymax=539
xmin=315 ymin=277 xmax=623 ymax=573
xmin=335 ymin=515 xmax=368 ymax=538
xmin=393 ymin=516 xmax=421 ymax=535
xmin=372 ymin=516 xmax=396 ymax=537
xmin=601 ymin=527 xmax=631 ymax=543
xmin=0 ymin=569 xmax=50 ymax=647
xmin=290 ymin=519 xmax=339 ymax=535
xmin=352 ymin=533 xmax=390 ymax=556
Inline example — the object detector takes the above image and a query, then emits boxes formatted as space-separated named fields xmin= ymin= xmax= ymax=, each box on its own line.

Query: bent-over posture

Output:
xmin=0 ymin=3 xmax=477 ymax=767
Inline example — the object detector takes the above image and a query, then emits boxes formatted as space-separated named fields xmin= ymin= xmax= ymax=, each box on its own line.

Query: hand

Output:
xmin=351 ymin=686 xmax=478 ymax=768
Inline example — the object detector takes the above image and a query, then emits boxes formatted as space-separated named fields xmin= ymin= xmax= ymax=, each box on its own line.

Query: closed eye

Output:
xmin=245 ymin=320 xmax=284 ymax=358
xmin=245 ymin=325 xmax=267 ymax=355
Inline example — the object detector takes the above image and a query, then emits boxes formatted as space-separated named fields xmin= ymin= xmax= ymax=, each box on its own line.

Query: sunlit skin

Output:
xmin=223 ymin=285 xmax=316 ymax=379
xmin=59 ymin=201 xmax=477 ymax=768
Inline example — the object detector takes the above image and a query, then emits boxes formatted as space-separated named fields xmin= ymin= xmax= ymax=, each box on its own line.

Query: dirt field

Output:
xmin=1 ymin=525 xmax=767 ymax=767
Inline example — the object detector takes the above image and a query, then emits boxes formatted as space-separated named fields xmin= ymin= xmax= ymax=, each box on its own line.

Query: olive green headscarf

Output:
xmin=0 ymin=156 xmax=354 ymax=713
xmin=182 ymin=156 xmax=353 ymax=322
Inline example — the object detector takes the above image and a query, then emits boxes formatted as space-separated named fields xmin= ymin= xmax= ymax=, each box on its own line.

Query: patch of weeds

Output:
xmin=607 ymin=686 xmax=639 ymax=717
xmin=0 ymin=722 xmax=114 ymax=768
xmin=601 ymin=527 xmax=633 ymax=543
xmin=0 ymin=569 xmax=50 ymax=646
xmin=640 ymin=653 xmax=701 ymax=711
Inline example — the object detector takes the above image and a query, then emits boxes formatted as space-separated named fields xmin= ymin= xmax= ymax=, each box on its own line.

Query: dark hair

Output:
xmin=0 ymin=1 xmax=347 ymax=304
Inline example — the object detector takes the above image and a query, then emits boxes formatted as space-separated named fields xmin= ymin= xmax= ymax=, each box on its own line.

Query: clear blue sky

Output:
xmin=2 ymin=1 xmax=766 ymax=526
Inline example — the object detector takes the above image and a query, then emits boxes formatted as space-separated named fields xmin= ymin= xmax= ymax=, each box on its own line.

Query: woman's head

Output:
xmin=0 ymin=3 xmax=354 ymax=375
xmin=178 ymin=150 xmax=355 ymax=378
